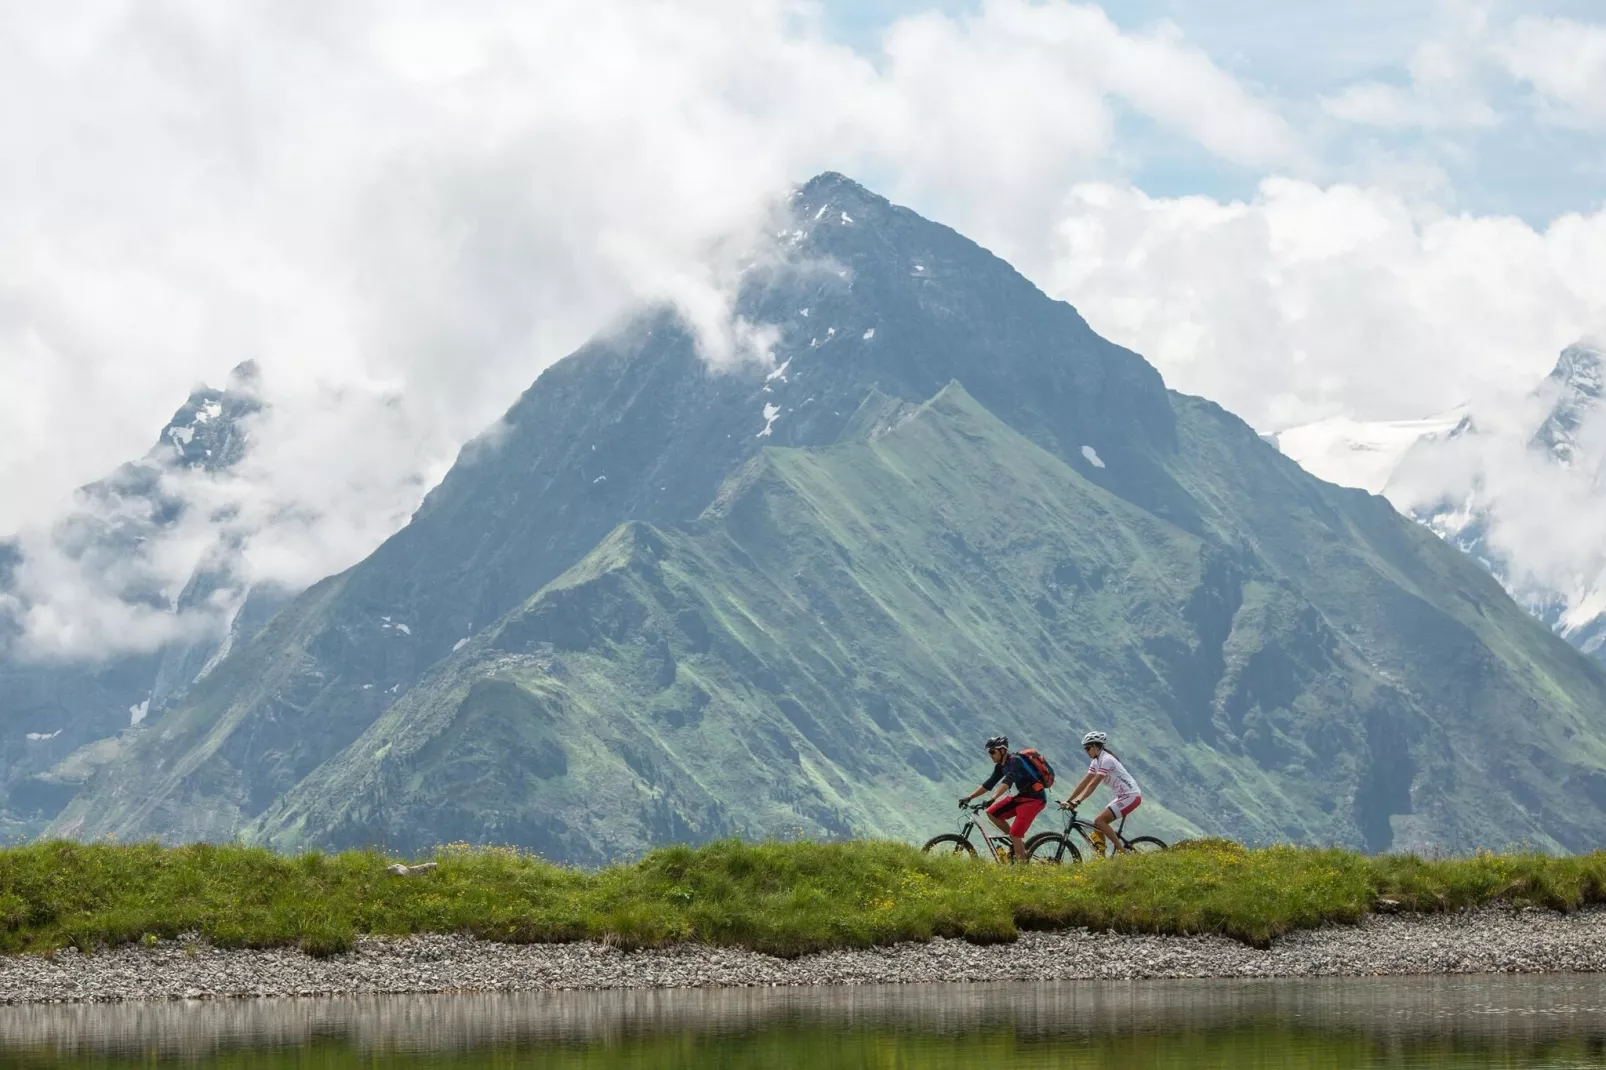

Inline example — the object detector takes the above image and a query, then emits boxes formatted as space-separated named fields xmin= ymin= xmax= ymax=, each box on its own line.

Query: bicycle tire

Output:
xmin=1025 ymin=833 xmax=1084 ymax=864
xmin=1126 ymin=836 xmax=1167 ymax=853
xmin=922 ymin=833 xmax=978 ymax=858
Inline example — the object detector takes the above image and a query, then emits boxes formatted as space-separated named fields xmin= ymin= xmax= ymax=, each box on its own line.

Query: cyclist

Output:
xmin=1062 ymin=731 xmax=1141 ymax=857
xmin=958 ymin=735 xmax=1046 ymax=863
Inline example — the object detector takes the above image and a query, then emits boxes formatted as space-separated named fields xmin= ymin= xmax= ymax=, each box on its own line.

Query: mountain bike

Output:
xmin=1024 ymin=802 xmax=1167 ymax=863
xmin=921 ymin=802 xmax=1020 ymax=862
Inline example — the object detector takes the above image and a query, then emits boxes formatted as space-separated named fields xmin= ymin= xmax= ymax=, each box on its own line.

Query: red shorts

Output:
xmin=987 ymin=794 xmax=1045 ymax=838
xmin=1104 ymin=794 xmax=1141 ymax=818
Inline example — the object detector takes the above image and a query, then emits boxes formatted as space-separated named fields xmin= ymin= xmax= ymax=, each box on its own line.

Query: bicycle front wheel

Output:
xmin=1025 ymin=833 xmax=1083 ymax=864
xmin=922 ymin=833 xmax=978 ymax=858
xmin=1126 ymin=836 xmax=1167 ymax=853
xmin=1023 ymin=830 xmax=1059 ymax=854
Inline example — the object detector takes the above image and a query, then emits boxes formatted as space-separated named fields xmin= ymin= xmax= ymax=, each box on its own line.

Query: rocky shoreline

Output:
xmin=2 ymin=905 xmax=1603 ymax=1004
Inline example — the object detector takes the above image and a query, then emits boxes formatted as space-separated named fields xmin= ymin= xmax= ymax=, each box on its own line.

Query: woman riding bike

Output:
xmin=1062 ymin=731 xmax=1141 ymax=857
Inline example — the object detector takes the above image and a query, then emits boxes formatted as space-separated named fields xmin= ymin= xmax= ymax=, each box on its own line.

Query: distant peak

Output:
xmin=226 ymin=360 xmax=263 ymax=397
xmin=1549 ymin=340 xmax=1606 ymax=392
xmin=793 ymin=172 xmax=891 ymax=219
xmin=1532 ymin=340 xmax=1606 ymax=462
xmin=799 ymin=171 xmax=860 ymax=196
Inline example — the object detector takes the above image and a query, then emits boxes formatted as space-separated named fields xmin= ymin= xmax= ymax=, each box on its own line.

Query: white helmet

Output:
xmin=1081 ymin=731 xmax=1108 ymax=748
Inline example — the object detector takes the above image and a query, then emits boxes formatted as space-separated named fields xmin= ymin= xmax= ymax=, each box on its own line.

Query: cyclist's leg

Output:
xmin=985 ymin=796 xmax=1018 ymax=847
xmin=1008 ymin=797 xmax=1046 ymax=861
xmin=1091 ymin=805 xmax=1119 ymax=857
xmin=1101 ymin=797 xmax=1141 ymax=853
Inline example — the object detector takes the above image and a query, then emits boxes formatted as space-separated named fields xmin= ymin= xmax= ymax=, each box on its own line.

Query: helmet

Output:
xmin=1081 ymin=731 xmax=1108 ymax=748
xmin=984 ymin=735 xmax=1008 ymax=752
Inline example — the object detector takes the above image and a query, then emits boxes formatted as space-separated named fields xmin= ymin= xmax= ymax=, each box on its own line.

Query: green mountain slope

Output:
xmin=45 ymin=173 xmax=1606 ymax=858
xmin=240 ymin=384 xmax=1606 ymax=860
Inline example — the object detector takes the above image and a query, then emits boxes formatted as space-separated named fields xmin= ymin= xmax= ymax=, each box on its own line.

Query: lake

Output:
xmin=2 ymin=975 xmax=1604 ymax=1067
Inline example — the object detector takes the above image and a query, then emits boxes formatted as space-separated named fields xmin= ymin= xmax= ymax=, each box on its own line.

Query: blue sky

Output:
xmin=822 ymin=0 xmax=1606 ymax=223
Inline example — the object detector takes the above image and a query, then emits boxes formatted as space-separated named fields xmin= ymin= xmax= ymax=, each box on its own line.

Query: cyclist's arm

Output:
xmin=961 ymin=765 xmax=1006 ymax=803
xmin=1065 ymin=771 xmax=1100 ymax=806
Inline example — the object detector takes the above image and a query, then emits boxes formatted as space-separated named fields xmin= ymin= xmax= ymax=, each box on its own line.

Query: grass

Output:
xmin=1 ymin=838 xmax=1604 ymax=958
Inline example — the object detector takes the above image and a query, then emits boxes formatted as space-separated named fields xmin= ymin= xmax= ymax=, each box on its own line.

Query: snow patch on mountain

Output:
xmin=758 ymin=403 xmax=781 ymax=438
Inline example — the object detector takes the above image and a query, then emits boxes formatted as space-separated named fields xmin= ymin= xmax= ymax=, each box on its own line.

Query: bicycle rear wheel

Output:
xmin=922 ymin=833 xmax=978 ymax=858
xmin=1025 ymin=833 xmax=1083 ymax=864
xmin=1126 ymin=836 xmax=1167 ymax=853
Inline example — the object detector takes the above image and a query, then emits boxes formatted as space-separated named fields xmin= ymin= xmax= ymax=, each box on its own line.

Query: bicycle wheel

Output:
xmin=1126 ymin=836 xmax=1167 ymax=853
xmin=922 ymin=833 xmax=978 ymax=858
xmin=1025 ymin=833 xmax=1083 ymax=864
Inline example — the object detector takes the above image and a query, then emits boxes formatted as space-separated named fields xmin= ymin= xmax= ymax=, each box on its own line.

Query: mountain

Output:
xmin=1275 ymin=340 xmax=1606 ymax=665
xmin=0 ymin=364 xmax=291 ymax=836
xmin=44 ymin=175 xmax=1606 ymax=858
xmin=1531 ymin=342 xmax=1606 ymax=469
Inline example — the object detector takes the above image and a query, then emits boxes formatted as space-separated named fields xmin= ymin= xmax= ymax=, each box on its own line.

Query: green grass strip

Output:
xmin=1 ymin=839 xmax=1603 ymax=958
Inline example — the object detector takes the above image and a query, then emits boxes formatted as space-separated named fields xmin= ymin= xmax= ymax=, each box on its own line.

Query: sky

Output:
xmin=4 ymin=0 xmax=1606 ymax=658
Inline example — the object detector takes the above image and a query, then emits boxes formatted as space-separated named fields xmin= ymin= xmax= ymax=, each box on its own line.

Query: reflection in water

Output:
xmin=2 ymin=976 xmax=1604 ymax=1067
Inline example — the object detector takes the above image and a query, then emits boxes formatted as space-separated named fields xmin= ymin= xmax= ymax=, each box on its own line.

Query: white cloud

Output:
xmin=1498 ymin=15 xmax=1606 ymax=128
xmin=1322 ymin=12 xmax=1500 ymax=132
xmin=1042 ymin=178 xmax=1606 ymax=431
xmin=1322 ymin=6 xmax=1606 ymax=134
xmin=0 ymin=0 xmax=1294 ymax=658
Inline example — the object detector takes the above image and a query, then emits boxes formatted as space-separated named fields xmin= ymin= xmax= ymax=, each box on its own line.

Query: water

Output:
xmin=3 ymin=976 xmax=1605 ymax=1068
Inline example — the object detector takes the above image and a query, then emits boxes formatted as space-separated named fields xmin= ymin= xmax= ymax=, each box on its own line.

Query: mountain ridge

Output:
xmin=39 ymin=175 xmax=1606 ymax=858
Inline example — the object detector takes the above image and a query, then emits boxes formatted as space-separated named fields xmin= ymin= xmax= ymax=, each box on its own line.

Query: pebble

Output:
xmin=2 ymin=905 xmax=1603 ymax=1004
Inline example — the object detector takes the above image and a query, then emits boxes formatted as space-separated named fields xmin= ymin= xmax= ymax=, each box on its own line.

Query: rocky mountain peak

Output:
xmin=225 ymin=359 xmax=263 ymax=396
xmin=152 ymin=361 xmax=264 ymax=473
xmin=1533 ymin=338 xmax=1606 ymax=465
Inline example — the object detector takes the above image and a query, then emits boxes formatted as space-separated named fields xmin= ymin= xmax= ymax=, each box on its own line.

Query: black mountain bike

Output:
xmin=921 ymin=803 xmax=1018 ymax=862
xmin=1025 ymin=802 xmax=1167 ymax=863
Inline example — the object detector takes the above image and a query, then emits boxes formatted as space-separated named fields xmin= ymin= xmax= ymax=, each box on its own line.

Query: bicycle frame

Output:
xmin=1055 ymin=804 xmax=1134 ymax=852
xmin=957 ymin=804 xmax=1016 ymax=860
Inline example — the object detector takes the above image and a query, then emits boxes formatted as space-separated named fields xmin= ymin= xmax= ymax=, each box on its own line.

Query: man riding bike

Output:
xmin=1063 ymin=730 xmax=1142 ymax=857
xmin=958 ymin=735 xmax=1046 ymax=863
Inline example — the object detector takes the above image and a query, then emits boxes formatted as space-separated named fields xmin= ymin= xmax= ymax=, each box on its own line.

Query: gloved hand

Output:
xmin=958 ymin=796 xmax=970 ymax=808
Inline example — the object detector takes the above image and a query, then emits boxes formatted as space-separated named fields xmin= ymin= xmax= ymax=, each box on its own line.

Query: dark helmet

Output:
xmin=984 ymin=735 xmax=1008 ymax=752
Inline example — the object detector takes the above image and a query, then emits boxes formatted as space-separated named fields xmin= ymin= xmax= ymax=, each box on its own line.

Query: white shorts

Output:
xmin=1104 ymin=794 xmax=1141 ymax=817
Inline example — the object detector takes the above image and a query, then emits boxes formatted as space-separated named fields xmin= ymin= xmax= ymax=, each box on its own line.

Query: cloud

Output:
xmin=1322 ymin=6 xmax=1606 ymax=134
xmin=1383 ymin=349 xmax=1606 ymax=634
xmin=1040 ymin=178 xmax=1606 ymax=431
xmin=867 ymin=4 xmax=1296 ymax=214
xmin=1497 ymin=16 xmax=1606 ymax=128
xmin=0 ymin=0 xmax=1295 ymax=658
xmin=1321 ymin=4 xmax=1499 ymax=131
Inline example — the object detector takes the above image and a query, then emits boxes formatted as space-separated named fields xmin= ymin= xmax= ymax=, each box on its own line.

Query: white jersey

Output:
xmin=1088 ymin=752 xmax=1140 ymax=801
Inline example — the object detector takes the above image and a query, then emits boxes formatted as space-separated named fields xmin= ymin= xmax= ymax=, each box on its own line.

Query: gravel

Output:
xmin=2 ymin=905 xmax=1604 ymax=1004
